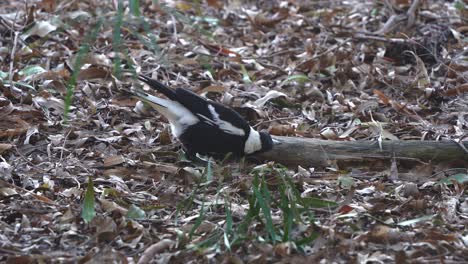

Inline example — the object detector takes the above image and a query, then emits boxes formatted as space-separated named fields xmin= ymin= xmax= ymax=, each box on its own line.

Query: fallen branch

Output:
xmin=253 ymin=136 xmax=468 ymax=168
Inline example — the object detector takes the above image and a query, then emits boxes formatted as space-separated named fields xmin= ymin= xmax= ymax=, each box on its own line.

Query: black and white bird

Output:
xmin=133 ymin=75 xmax=274 ymax=157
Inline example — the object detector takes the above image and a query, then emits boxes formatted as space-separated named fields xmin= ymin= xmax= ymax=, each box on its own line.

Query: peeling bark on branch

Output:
xmin=253 ymin=136 xmax=468 ymax=168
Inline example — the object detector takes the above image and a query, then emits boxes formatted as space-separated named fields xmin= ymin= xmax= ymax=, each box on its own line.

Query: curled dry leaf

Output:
xmin=302 ymin=107 xmax=316 ymax=122
xmin=0 ymin=143 xmax=13 ymax=154
xmin=98 ymin=198 xmax=128 ymax=215
xmin=274 ymin=241 xmax=293 ymax=257
xmin=77 ymin=67 xmax=111 ymax=81
xmin=268 ymin=124 xmax=295 ymax=136
xmin=320 ymin=127 xmax=338 ymax=139
xmin=86 ymin=53 xmax=112 ymax=67
xmin=368 ymin=122 xmax=399 ymax=140
xmin=373 ymin=89 xmax=390 ymax=105
xmin=253 ymin=90 xmax=287 ymax=107
xmin=0 ymin=97 xmax=14 ymax=117
xmin=367 ymin=225 xmax=415 ymax=244
xmin=401 ymin=182 xmax=419 ymax=197
xmin=0 ymin=187 xmax=18 ymax=198
xmin=159 ymin=127 xmax=172 ymax=145
xmin=21 ymin=20 xmax=58 ymax=40
xmin=199 ymin=41 xmax=241 ymax=58
xmin=141 ymin=161 xmax=179 ymax=175
xmin=24 ymin=126 xmax=39 ymax=145
xmin=38 ymin=0 xmax=56 ymax=12
xmin=33 ymin=92 xmax=67 ymax=115
xmin=138 ymin=239 xmax=175 ymax=264
xmin=443 ymin=83 xmax=468 ymax=96
xmin=198 ymin=85 xmax=226 ymax=95
xmin=103 ymin=155 xmax=125 ymax=167
xmin=206 ymin=0 xmax=222 ymax=9
xmin=447 ymin=59 xmax=468 ymax=78
xmin=253 ymin=8 xmax=289 ymax=28
xmin=18 ymin=65 xmax=47 ymax=82
xmin=408 ymin=51 xmax=430 ymax=89
xmin=111 ymin=95 xmax=138 ymax=108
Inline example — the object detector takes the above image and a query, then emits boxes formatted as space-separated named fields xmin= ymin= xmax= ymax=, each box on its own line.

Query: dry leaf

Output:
xmin=253 ymin=90 xmax=287 ymax=107
xmin=21 ymin=20 xmax=58 ymax=39
xmin=207 ymin=0 xmax=222 ymax=9
xmin=104 ymin=155 xmax=125 ymax=167
xmin=77 ymin=67 xmax=111 ymax=81
xmin=443 ymin=83 xmax=468 ymax=96
xmin=0 ymin=117 xmax=30 ymax=138
xmin=198 ymin=85 xmax=226 ymax=95
xmin=0 ymin=143 xmax=13 ymax=154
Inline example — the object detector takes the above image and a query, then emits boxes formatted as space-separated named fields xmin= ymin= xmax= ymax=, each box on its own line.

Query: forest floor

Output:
xmin=0 ymin=0 xmax=467 ymax=263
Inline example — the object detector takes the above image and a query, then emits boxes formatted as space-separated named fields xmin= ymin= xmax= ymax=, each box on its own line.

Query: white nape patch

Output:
xmin=139 ymin=93 xmax=198 ymax=137
xmin=208 ymin=105 xmax=245 ymax=136
xmin=244 ymin=127 xmax=262 ymax=154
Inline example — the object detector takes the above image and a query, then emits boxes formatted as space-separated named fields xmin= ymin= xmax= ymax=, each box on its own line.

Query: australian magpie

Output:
xmin=133 ymin=75 xmax=274 ymax=157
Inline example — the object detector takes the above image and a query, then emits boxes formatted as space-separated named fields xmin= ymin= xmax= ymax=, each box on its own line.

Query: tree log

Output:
xmin=253 ymin=136 xmax=468 ymax=168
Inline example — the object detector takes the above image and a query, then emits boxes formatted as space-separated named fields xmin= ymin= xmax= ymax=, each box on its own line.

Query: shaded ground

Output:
xmin=0 ymin=0 xmax=467 ymax=263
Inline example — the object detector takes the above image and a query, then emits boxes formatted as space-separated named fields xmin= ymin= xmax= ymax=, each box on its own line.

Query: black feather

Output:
xmin=138 ymin=75 xmax=178 ymax=101
xmin=135 ymin=74 xmax=274 ymax=156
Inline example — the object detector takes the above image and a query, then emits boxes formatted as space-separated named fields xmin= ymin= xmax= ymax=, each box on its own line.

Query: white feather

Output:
xmin=139 ymin=93 xmax=199 ymax=137
xmin=207 ymin=105 xmax=245 ymax=136
xmin=244 ymin=127 xmax=262 ymax=154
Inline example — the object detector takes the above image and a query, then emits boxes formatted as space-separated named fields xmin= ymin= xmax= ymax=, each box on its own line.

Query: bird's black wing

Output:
xmin=175 ymin=88 xmax=250 ymax=136
xmin=174 ymin=88 xmax=212 ymax=120
xmin=137 ymin=75 xmax=250 ymax=136
xmin=208 ymin=101 xmax=250 ymax=135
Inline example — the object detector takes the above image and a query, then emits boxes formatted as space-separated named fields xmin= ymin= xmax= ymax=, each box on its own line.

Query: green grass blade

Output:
xmin=301 ymin=197 xmax=338 ymax=208
xmin=112 ymin=0 xmax=124 ymax=78
xmin=280 ymin=74 xmax=310 ymax=86
xmin=279 ymin=185 xmax=293 ymax=241
xmin=188 ymin=196 xmax=205 ymax=240
xmin=236 ymin=193 xmax=259 ymax=236
xmin=81 ymin=177 xmax=96 ymax=223
xmin=64 ymin=18 xmax=103 ymax=122
xmin=252 ymin=174 xmax=276 ymax=243
xmin=129 ymin=0 xmax=141 ymax=16
xmin=223 ymin=199 xmax=233 ymax=251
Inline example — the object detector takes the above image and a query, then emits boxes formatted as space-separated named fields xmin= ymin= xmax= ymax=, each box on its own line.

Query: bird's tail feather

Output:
xmin=133 ymin=89 xmax=171 ymax=109
xmin=138 ymin=75 xmax=178 ymax=101
xmin=131 ymin=89 xmax=183 ymax=122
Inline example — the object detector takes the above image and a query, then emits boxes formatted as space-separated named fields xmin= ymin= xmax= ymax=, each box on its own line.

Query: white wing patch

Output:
xmin=244 ymin=127 xmax=262 ymax=154
xmin=170 ymin=101 xmax=199 ymax=137
xmin=207 ymin=105 xmax=245 ymax=136
xmin=137 ymin=92 xmax=199 ymax=137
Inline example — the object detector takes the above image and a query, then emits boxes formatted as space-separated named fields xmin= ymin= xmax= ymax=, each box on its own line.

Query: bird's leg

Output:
xmin=182 ymin=150 xmax=210 ymax=166
xmin=184 ymin=150 xmax=198 ymax=161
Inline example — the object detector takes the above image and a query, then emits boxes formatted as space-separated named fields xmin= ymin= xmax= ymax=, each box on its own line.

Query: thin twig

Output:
xmin=294 ymin=38 xmax=351 ymax=72
xmin=407 ymin=0 xmax=421 ymax=28
xmin=375 ymin=14 xmax=407 ymax=35
xmin=8 ymin=31 xmax=19 ymax=91
xmin=13 ymin=147 xmax=45 ymax=172
xmin=254 ymin=116 xmax=300 ymax=128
